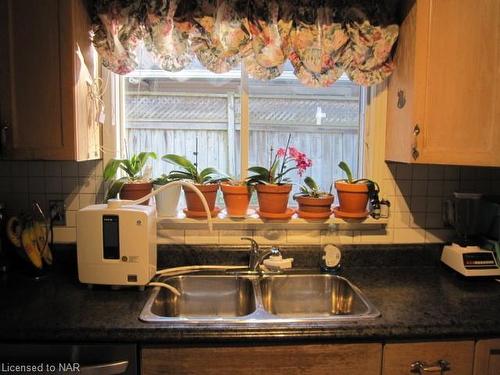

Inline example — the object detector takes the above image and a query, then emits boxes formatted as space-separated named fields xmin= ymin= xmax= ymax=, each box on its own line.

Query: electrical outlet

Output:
xmin=49 ymin=200 xmax=66 ymax=226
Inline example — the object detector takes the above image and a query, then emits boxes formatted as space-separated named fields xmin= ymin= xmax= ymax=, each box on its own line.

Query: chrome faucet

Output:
xmin=241 ymin=237 xmax=282 ymax=271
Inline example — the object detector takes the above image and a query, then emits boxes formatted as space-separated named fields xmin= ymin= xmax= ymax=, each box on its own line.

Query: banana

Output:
xmin=33 ymin=221 xmax=53 ymax=265
xmin=6 ymin=216 xmax=22 ymax=247
xmin=21 ymin=224 xmax=43 ymax=269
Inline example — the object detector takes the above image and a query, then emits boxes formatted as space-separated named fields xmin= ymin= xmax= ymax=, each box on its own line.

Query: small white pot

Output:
xmin=154 ymin=184 xmax=181 ymax=217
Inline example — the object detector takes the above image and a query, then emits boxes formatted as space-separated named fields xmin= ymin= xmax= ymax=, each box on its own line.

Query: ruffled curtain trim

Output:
xmin=90 ymin=0 xmax=399 ymax=87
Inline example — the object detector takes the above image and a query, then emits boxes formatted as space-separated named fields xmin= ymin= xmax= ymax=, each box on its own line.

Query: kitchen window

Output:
xmin=117 ymin=46 xmax=365 ymax=205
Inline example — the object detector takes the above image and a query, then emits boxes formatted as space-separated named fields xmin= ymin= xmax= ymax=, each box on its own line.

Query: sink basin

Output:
xmin=149 ymin=275 xmax=256 ymax=318
xmin=140 ymin=272 xmax=379 ymax=324
xmin=260 ymin=274 xmax=367 ymax=317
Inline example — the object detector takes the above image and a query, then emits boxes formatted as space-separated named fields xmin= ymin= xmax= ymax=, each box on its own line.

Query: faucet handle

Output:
xmin=270 ymin=246 xmax=282 ymax=256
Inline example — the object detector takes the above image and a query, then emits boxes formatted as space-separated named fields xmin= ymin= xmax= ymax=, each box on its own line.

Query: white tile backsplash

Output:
xmin=0 ymin=160 xmax=498 ymax=245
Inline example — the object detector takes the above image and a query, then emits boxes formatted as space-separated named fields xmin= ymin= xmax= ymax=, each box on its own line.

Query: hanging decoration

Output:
xmin=90 ymin=0 xmax=399 ymax=87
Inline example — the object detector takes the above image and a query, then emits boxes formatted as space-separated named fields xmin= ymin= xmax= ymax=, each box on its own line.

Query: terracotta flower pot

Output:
xmin=255 ymin=184 xmax=292 ymax=214
xmin=119 ymin=182 xmax=153 ymax=205
xmin=296 ymin=194 xmax=334 ymax=213
xmin=335 ymin=181 xmax=369 ymax=213
xmin=184 ymin=183 xmax=219 ymax=213
xmin=221 ymin=183 xmax=253 ymax=217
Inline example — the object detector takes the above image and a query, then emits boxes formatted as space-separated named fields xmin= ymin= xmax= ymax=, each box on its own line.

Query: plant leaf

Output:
xmin=103 ymin=159 xmax=125 ymax=181
xmin=105 ymin=177 xmax=128 ymax=201
xmin=338 ymin=161 xmax=353 ymax=183
xmin=162 ymin=154 xmax=197 ymax=176
xmin=304 ymin=176 xmax=318 ymax=191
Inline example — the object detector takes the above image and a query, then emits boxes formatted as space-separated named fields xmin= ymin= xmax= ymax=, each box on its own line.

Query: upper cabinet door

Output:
xmin=386 ymin=0 xmax=500 ymax=167
xmin=0 ymin=0 xmax=101 ymax=161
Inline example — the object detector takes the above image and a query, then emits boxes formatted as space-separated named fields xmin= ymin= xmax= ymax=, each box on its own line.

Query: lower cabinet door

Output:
xmin=382 ymin=341 xmax=474 ymax=375
xmin=474 ymin=339 xmax=500 ymax=375
xmin=142 ymin=343 xmax=382 ymax=375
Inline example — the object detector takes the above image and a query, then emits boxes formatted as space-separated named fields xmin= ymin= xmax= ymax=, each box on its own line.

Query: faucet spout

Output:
xmin=251 ymin=246 xmax=282 ymax=272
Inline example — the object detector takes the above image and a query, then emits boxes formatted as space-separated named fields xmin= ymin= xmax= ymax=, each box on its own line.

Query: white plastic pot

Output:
xmin=153 ymin=184 xmax=181 ymax=217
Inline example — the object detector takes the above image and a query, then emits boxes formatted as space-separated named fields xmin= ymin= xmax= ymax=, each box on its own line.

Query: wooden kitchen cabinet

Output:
xmin=0 ymin=0 xmax=101 ymax=161
xmin=474 ymin=339 xmax=500 ymax=375
xmin=142 ymin=343 xmax=383 ymax=375
xmin=382 ymin=341 xmax=475 ymax=375
xmin=385 ymin=0 xmax=500 ymax=167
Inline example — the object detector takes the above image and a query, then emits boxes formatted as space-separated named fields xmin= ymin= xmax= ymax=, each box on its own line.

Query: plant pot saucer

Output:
xmin=332 ymin=207 xmax=369 ymax=219
xmin=257 ymin=208 xmax=295 ymax=221
xmin=297 ymin=209 xmax=334 ymax=220
xmin=221 ymin=208 xmax=256 ymax=218
xmin=183 ymin=207 xmax=220 ymax=218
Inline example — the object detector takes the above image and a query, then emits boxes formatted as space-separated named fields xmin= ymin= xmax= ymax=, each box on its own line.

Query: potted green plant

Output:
xmin=104 ymin=152 xmax=157 ymax=205
xmin=334 ymin=161 xmax=378 ymax=218
xmin=161 ymin=154 xmax=228 ymax=217
xmin=152 ymin=173 xmax=181 ymax=217
xmin=293 ymin=177 xmax=334 ymax=219
xmin=220 ymin=178 xmax=253 ymax=217
xmin=247 ymin=135 xmax=312 ymax=217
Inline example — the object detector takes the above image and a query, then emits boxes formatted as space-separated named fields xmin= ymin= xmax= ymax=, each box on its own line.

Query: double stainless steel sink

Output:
xmin=140 ymin=272 xmax=380 ymax=325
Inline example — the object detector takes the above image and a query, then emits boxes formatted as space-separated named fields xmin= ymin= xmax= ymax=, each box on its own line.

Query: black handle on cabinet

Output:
xmin=79 ymin=360 xmax=129 ymax=375
xmin=410 ymin=360 xmax=450 ymax=374
xmin=0 ymin=124 xmax=7 ymax=156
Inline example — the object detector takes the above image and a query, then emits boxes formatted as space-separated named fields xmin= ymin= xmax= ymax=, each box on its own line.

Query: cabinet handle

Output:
xmin=0 ymin=125 xmax=7 ymax=156
xmin=410 ymin=360 xmax=450 ymax=374
xmin=411 ymin=124 xmax=420 ymax=160
xmin=397 ymin=89 xmax=406 ymax=108
xmin=79 ymin=360 xmax=129 ymax=375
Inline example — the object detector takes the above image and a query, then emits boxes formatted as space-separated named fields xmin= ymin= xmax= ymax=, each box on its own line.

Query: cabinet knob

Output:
xmin=410 ymin=360 xmax=450 ymax=374
xmin=397 ymin=90 xmax=406 ymax=109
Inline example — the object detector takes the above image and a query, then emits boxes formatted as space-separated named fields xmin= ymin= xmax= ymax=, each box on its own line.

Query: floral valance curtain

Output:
xmin=90 ymin=0 xmax=399 ymax=87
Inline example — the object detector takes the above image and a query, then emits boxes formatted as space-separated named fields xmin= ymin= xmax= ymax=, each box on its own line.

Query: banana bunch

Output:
xmin=6 ymin=216 xmax=53 ymax=269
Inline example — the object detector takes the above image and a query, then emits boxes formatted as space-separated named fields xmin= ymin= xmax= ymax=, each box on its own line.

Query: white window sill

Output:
xmin=157 ymin=209 xmax=388 ymax=230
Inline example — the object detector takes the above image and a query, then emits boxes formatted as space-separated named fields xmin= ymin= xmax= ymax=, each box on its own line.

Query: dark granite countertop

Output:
xmin=1 ymin=244 xmax=500 ymax=344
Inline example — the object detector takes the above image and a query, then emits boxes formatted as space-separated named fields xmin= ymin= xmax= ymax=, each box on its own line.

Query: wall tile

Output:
xmin=28 ymin=161 xmax=45 ymax=176
xmin=410 ymin=196 xmax=427 ymax=213
xmin=219 ymin=230 xmax=253 ymax=245
xmin=65 ymin=210 xmax=77 ymax=227
xmin=427 ymin=180 xmax=443 ymax=197
xmin=444 ymin=166 xmax=460 ymax=180
xmin=79 ymin=193 xmax=96 ymax=208
xmin=425 ymin=197 xmax=443 ymax=213
xmin=62 ymin=177 xmax=79 ymax=194
xmin=28 ymin=177 xmax=45 ymax=193
xmin=184 ymin=230 xmax=218 ymax=245
xmin=0 ymin=161 xmax=11 ymax=176
xmin=394 ymin=180 xmax=412 ymax=196
xmin=425 ymin=229 xmax=453 ymax=243
xmin=61 ymin=161 xmax=78 ymax=177
xmin=65 ymin=194 xmax=79 ymax=211
xmin=409 ymin=213 xmax=426 ymax=228
xmin=286 ymin=230 xmax=321 ymax=244
xmin=253 ymin=229 xmax=286 ymax=245
xmin=412 ymin=164 xmax=428 ymax=180
xmin=45 ymin=177 xmax=62 ymax=194
xmin=10 ymin=177 xmax=28 ymax=193
xmin=11 ymin=161 xmax=27 ymax=177
xmin=44 ymin=162 xmax=61 ymax=177
xmin=360 ymin=228 xmax=393 ymax=244
xmin=158 ymin=229 xmax=185 ymax=244
xmin=396 ymin=163 xmax=413 ymax=179
xmin=391 ymin=212 xmax=410 ymax=228
xmin=53 ymin=227 xmax=76 ymax=243
xmin=411 ymin=180 xmax=428 ymax=196
xmin=427 ymin=165 xmax=444 ymax=180
xmin=393 ymin=228 xmax=426 ymax=243
xmin=79 ymin=176 xmax=96 ymax=194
